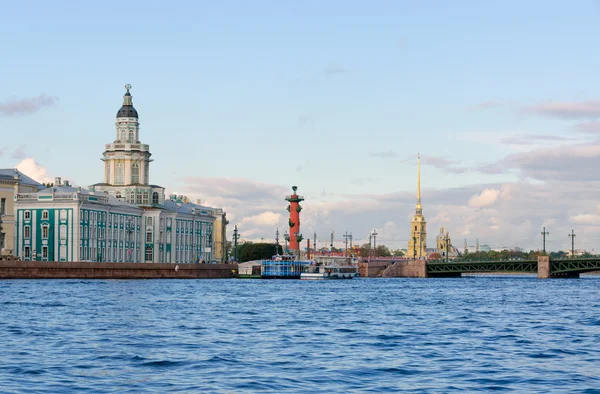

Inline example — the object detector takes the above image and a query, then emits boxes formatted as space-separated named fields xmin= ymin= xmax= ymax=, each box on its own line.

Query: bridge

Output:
xmin=377 ymin=256 xmax=600 ymax=278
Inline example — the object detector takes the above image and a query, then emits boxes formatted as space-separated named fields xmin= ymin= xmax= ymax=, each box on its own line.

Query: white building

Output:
xmin=13 ymin=85 xmax=223 ymax=263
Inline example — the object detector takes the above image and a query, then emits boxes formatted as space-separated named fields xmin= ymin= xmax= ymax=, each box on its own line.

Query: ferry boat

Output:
xmin=261 ymin=254 xmax=313 ymax=279
xmin=301 ymin=256 xmax=360 ymax=280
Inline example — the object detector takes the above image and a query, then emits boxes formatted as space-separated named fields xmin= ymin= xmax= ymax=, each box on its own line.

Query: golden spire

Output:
xmin=416 ymin=153 xmax=422 ymax=209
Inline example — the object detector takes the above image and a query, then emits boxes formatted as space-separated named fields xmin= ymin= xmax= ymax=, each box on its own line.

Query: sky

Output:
xmin=1 ymin=1 xmax=600 ymax=252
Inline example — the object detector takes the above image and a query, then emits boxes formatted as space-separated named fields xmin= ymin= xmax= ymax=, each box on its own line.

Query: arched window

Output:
xmin=136 ymin=190 xmax=142 ymax=204
xmin=152 ymin=192 xmax=159 ymax=205
xmin=116 ymin=191 xmax=121 ymax=199
xmin=42 ymin=210 xmax=49 ymax=220
xmin=131 ymin=162 xmax=140 ymax=184
xmin=142 ymin=192 xmax=149 ymax=204
xmin=130 ymin=190 xmax=135 ymax=203
xmin=128 ymin=130 xmax=134 ymax=142
xmin=145 ymin=246 xmax=153 ymax=262
xmin=115 ymin=163 xmax=124 ymax=185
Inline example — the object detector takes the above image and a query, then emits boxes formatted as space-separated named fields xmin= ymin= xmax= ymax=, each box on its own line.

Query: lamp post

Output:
xmin=206 ymin=225 xmax=213 ymax=262
xmin=233 ymin=225 xmax=240 ymax=262
xmin=541 ymin=227 xmax=549 ymax=256
xmin=284 ymin=231 xmax=289 ymax=255
xmin=568 ymin=229 xmax=576 ymax=258
xmin=343 ymin=231 xmax=351 ymax=256
xmin=413 ymin=235 xmax=417 ymax=260
xmin=372 ymin=230 xmax=378 ymax=258
xmin=444 ymin=232 xmax=450 ymax=263
xmin=126 ymin=217 xmax=134 ymax=262
xmin=190 ymin=209 xmax=197 ymax=263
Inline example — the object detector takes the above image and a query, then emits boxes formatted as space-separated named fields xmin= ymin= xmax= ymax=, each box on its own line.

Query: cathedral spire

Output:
xmin=416 ymin=153 xmax=422 ymax=209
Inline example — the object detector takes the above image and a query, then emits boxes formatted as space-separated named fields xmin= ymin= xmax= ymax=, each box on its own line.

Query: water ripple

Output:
xmin=1 ymin=277 xmax=600 ymax=392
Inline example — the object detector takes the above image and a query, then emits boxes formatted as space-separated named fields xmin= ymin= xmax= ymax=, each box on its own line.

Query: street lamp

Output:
xmin=126 ymin=218 xmax=134 ymax=262
xmin=372 ymin=229 xmax=378 ymax=258
xmin=413 ymin=235 xmax=417 ymax=260
xmin=284 ymin=231 xmax=290 ymax=255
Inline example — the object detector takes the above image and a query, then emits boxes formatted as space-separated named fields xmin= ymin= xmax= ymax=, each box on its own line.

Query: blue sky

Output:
xmin=2 ymin=1 xmax=600 ymax=251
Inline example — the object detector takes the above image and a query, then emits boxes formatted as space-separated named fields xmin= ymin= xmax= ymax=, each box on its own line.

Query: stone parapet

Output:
xmin=0 ymin=261 xmax=237 ymax=279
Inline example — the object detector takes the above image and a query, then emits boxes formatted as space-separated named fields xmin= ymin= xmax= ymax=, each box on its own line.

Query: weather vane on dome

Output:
xmin=125 ymin=84 xmax=132 ymax=92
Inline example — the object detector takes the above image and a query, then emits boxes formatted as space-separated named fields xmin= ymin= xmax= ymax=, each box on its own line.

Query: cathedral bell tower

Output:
xmin=407 ymin=154 xmax=427 ymax=259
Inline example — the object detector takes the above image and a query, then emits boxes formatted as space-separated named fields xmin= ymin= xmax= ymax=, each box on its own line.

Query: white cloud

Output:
xmin=0 ymin=93 xmax=58 ymax=116
xmin=468 ymin=188 xmax=500 ymax=209
xmin=570 ymin=214 xmax=598 ymax=224
xmin=240 ymin=211 xmax=281 ymax=227
xmin=16 ymin=158 xmax=53 ymax=183
xmin=525 ymin=100 xmax=600 ymax=119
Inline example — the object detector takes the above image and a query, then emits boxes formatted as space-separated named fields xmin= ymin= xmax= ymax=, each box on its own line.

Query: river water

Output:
xmin=1 ymin=277 xmax=599 ymax=393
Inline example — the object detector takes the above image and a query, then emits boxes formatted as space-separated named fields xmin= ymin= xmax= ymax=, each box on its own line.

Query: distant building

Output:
xmin=13 ymin=85 xmax=224 ymax=263
xmin=0 ymin=169 xmax=44 ymax=256
xmin=479 ymin=244 xmax=491 ymax=253
xmin=407 ymin=154 xmax=427 ymax=259
xmin=565 ymin=249 xmax=588 ymax=257
xmin=434 ymin=227 xmax=460 ymax=258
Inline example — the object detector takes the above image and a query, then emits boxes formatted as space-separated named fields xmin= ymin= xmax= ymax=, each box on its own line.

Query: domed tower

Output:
xmin=91 ymin=85 xmax=164 ymax=206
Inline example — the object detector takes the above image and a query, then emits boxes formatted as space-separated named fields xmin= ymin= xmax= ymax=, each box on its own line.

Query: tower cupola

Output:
xmin=116 ymin=84 xmax=138 ymax=118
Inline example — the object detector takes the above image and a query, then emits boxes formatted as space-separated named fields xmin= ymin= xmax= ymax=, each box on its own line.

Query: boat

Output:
xmin=261 ymin=254 xmax=313 ymax=279
xmin=301 ymin=256 xmax=360 ymax=280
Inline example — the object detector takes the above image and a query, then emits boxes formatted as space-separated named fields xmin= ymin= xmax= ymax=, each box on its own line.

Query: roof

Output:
xmin=162 ymin=200 xmax=217 ymax=217
xmin=0 ymin=169 xmax=44 ymax=189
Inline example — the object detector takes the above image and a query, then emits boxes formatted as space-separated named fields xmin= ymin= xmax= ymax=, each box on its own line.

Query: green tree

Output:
xmin=392 ymin=249 xmax=405 ymax=257
xmin=375 ymin=245 xmax=392 ymax=257
xmin=358 ymin=243 xmax=371 ymax=257
xmin=237 ymin=242 xmax=283 ymax=262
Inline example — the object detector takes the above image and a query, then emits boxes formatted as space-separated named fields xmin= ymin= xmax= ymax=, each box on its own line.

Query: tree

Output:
xmin=358 ymin=243 xmax=371 ymax=257
xmin=392 ymin=249 xmax=405 ymax=257
xmin=429 ymin=252 xmax=442 ymax=260
xmin=375 ymin=245 xmax=392 ymax=257
xmin=237 ymin=242 xmax=283 ymax=262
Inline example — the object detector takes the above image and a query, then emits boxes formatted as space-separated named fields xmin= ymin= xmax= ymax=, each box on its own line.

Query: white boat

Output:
xmin=301 ymin=256 xmax=360 ymax=280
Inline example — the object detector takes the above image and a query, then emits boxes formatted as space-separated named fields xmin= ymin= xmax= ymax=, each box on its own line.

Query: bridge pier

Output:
xmin=537 ymin=256 xmax=550 ymax=279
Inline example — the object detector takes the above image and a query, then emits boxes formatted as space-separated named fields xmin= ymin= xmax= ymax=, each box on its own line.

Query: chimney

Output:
xmin=64 ymin=180 xmax=70 ymax=187
xmin=196 ymin=199 xmax=202 ymax=205
xmin=77 ymin=186 xmax=82 ymax=192
xmin=54 ymin=177 xmax=62 ymax=186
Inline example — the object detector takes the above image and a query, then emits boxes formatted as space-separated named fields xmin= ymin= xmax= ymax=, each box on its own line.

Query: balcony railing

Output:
xmin=105 ymin=143 xmax=150 ymax=152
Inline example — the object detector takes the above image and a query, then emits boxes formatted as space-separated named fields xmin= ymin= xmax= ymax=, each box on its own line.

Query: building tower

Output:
xmin=285 ymin=186 xmax=304 ymax=252
xmin=407 ymin=154 xmax=427 ymax=259
xmin=91 ymin=84 xmax=165 ymax=205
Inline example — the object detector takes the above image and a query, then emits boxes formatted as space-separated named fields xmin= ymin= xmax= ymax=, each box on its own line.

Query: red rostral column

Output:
xmin=286 ymin=186 xmax=304 ymax=252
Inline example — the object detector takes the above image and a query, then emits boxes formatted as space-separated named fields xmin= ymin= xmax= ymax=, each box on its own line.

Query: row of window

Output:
xmin=23 ymin=210 xmax=50 ymax=220
xmin=23 ymin=246 xmax=48 ymax=259
xmin=23 ymin=224 xmax=63 ymax=239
